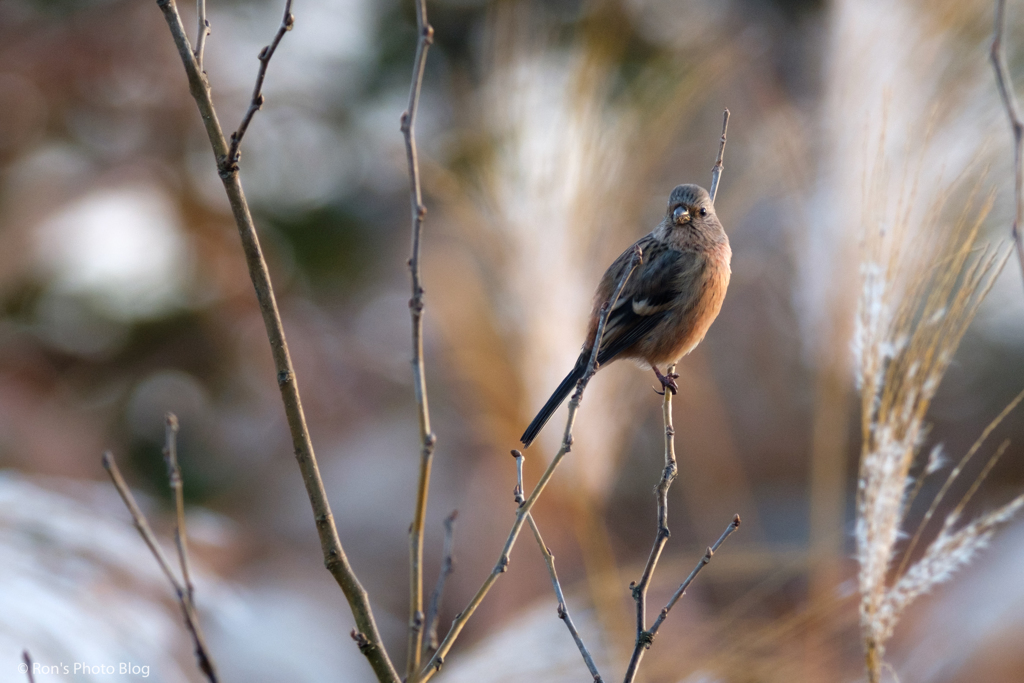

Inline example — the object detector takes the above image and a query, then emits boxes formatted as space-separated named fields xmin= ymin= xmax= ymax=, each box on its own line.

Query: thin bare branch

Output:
xmin=402 ymin=0 xmax=437 ymax=678
xmin=513 ymin=448 xmax=526 ymax=504
xmin=648 ymin=515 xmax=741 ymax=638
xmin=226 ymin=0 xmax=294 ymax=169
xmin=22 ymin=650 xmax=34 ymax=683
xmin=528 ymin=519 xmax=605 ymax=682
xmin=153 ymin=2 xmax=398 ymax=680
xmin=419 ymin=247 xmax=643 ymax=682
xmin=624 ymin=108 xmax=735 ymax=683
xmin=103 ymin=452 xmax=183 ymax=595
xmin=102 ymin=451 xmax=219 ymax=683
xmin=991 ymin=0 xmax=1024 ymax=287
xmin=516 ymin=450 xmax=604 ymax=682
xmin=162 ymin=413 xmax=195 ymax=605
xmin=709 ymin=109 xmax=730 ymax=204
xmin=194 ymin=0 xmax=209 ymax=69
xmin=423 ymin=511 xmax=459 ymax=654
xmin=623 ymin=373 xmax=679 ymax=683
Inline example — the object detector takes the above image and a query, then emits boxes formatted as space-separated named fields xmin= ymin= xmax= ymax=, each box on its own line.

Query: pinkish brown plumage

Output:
xmin=521 ymin=184 xmax=731 ymax=448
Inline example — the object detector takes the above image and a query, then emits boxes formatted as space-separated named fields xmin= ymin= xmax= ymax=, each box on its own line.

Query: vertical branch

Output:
xmin=162 ymin=413 xmax=195 ymax=604
xmin=423 ymin=511 xmax=459 ymax=654
xmin=419 ymin=248 xmax=643 ymax=683
xmin=622 ymin=110 xmax=736 ymax=683
xmin=647 ymin=515 xmax=741 ymax=638
xmin=516 ymin=451 xmax=604 ymax=682
xmin=865 ymin=637 xmax=882 ymax=683
xmin=102 ymin=451 xmax=219 ymax=683
xmin=153 ymin=3 xmax=398 ymax=681
xmin=709 ymin=109 xmax=730 ymax=204
xmin=622 ymin=373 xmax=678 ymax=683
xmin=194 ymin=0 xmax=209 ymax=69
xmin=623 ymin=515 xmax=740 ymax=683
xmin=22 ymin=650 xmax=35 ymax=683
xmin=991 ymin=0 xmax=1024 ymax=288
xmin=401 ymin=1 xmax=437 ymax=680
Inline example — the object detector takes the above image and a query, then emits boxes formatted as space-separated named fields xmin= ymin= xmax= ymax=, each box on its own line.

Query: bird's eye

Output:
xmin=699 ymin=206 xmax=708 ymax=217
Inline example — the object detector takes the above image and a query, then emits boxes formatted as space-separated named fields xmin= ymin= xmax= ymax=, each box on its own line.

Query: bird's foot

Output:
xmin=652 ymin=367 xmax=679 ymax=395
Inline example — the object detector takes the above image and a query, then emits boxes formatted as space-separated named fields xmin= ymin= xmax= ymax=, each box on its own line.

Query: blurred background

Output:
xmin=1 ymin=0 xmax=1024 ymax=681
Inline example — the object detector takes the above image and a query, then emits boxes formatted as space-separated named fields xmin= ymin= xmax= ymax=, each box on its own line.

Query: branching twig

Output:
xmin=22 ymin=650 xmax=34 ymax=683
xmin=226 ymin=0 xmax=294 ymax=170
xmin=991 ymin=0 xmax=1024 ymax=287
xmin=515 ymin=450 xmax=604 ymax=682
xmin=194 ymin=0 xmax=209 ymax=69
xmin=401 ymin=0 xmax=437 ymax=678
xmin=623 ymin=371 xmax=679 ymax=683
xmin=623 ymin=119 xmax=734 ymax=681
xmin=423 ymin=511 xmax=459 ymax=654
xmin=709 ymin=109 xmax=730 ymax=204
xmin=153 ymin=3 xmax=398 ymax=680
xmin=102 ymin=451 xmax=219 ymax=683
xmin=624 ymin=515 xmax=740 ymax=683
xmin=648 ymin=515 xmax=741 ymax=638
xmin=419 ymin=247 xmax=643 ymax=682
xmin=162 ymin=413 xmax=195 ymax=605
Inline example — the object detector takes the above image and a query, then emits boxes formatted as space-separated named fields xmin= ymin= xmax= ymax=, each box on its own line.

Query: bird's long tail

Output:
xmin=520 ymin=352 xmax=588 ymax=448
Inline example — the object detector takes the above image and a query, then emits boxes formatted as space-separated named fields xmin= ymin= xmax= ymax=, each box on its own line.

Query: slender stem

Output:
xmin=517 ymin=451 xmax=604 ymax=682
xmin=865 ymin=636 xmax=882 ymax=683
xmin=226 ymin=0 xmax=294 ymax=169
xmin=513 ymin=449 xmax=526 ymax=504
xmin=103 ymin=453 xmax=183 ymax=600
xmin=991 ymin=0 xmax=1024 ymax=289
xmin=22 ymin=650 xmax=35 ymax=683
xmin=419 ymin=248 xmax=643 ymax=682
xmin=423 ymin=510 xmax=459 ymax=654
xmin=194 ymin=0 xmax=209 ymax=68
xmin=622 ymin=375 xmax=679 ymax=683
xmin=622 ymin=114 xmax=736 ymax=683
xmin=709 ymin=109 xmax=730 ymax=204
xmin=153 ymin=3 xmax=398 ymax=680
xmin=162 ymin=413 xmax=195 ymax=605
xmin=102 ymin=452 xmax=219 ymax=683
xmin=647 ymin=515 xmax=741 ymax=638
xmin=401 ymin=1 xmax=436 ymax=679
xmin=896 ymin=389 xmax=1023 ymax=578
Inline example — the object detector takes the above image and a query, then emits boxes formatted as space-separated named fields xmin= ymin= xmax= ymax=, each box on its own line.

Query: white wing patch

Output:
xmin=632 ymin=298 xmax=665 ymax=316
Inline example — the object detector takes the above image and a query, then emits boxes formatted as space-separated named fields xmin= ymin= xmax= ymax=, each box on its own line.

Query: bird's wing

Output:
xmin=596 ymin=245 xmax=706 ymax=365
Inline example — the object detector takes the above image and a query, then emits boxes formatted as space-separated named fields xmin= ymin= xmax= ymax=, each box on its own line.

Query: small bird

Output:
xmin=520 ymin=184 xmax=731 ymax=448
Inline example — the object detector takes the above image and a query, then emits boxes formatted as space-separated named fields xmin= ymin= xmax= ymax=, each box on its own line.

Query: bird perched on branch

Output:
xmin=520 ymin=184 xmax=731 ymax=448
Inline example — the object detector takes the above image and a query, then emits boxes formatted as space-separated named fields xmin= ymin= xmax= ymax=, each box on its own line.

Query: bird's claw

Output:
xmin=652 ymin=368 xmax=679 ymax=395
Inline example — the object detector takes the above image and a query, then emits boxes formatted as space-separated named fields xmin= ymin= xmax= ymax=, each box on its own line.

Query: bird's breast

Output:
xmin=636 ymin=246 xmax=730 ymax=365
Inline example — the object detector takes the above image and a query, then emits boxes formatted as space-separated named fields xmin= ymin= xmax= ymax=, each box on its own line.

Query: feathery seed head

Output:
xmin=854 ymin=156 xmax=1016 ymax=677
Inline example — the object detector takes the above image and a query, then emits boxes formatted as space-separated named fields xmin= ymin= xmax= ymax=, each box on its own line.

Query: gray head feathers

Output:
xmin=668 ymin=184 xmax=711 ymax=209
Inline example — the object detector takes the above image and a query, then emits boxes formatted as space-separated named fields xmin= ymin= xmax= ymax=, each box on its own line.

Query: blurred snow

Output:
xmin=33 ymin=185 xmax=192 ymax=322
xmin=441 ymin=601 xmax=613 ymax=683
xmin=0 ymin=472 xmax=197 ymax=683
xmin=0 ymin=472 xmax=378 ymax=683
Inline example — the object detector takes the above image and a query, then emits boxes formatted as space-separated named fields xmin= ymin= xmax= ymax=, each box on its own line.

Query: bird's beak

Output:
xmin=672 ymin=206 xmax=690 ymax=223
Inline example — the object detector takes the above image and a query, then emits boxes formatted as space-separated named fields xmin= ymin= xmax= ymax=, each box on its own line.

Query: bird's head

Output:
xmin=660 ymin=184 xmax=725 ymax=246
